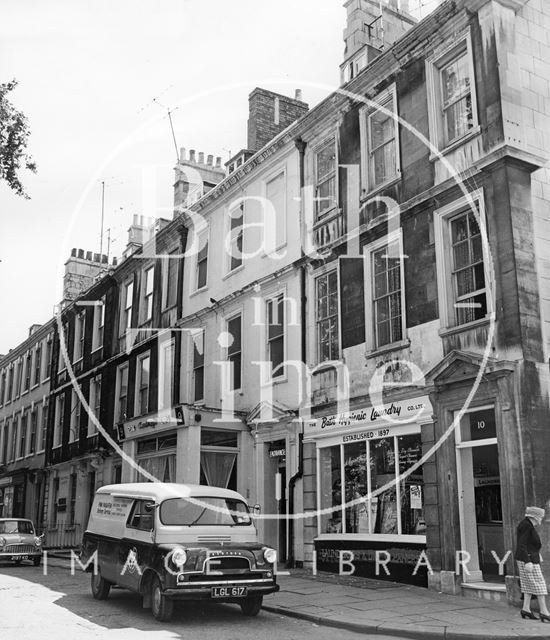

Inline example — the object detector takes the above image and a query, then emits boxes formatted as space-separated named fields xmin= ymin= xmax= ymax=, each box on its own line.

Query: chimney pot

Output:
xmin=93 ymin=253 xmax=100 ymax=262
xmin=179 ymin=147 xmax=186 ymax=162
xmin=207 ymin=154 xmax=213 ymax=166
xmin=295 ymin=89 xmax=303 ymax=101
xmin=198 ymin=152 xmax=204 ymax=164
xmin=78 ymin=249 xmax=85 ymax=259
xmin=113 ymin=257 xmax=118 ymax=266
xmin=216 ymin=156 xmax=222 ymax=168
xmin=189 ymin=149 xmax=196 ymax=162
xmin=71 ymin=248 xmax=77 ymax=257
xmin=102 ymin=254 xmax=108 ymax=264
xmin=133 ymin=214 xmax=139 ymax=225
xmin=86 ymin=251 xmax=92 ymax=261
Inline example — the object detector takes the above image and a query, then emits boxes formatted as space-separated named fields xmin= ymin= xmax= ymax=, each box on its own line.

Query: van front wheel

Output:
xmin=91 ymin=571 xmax=111 ymax=600
xmin=240 ymin=595 xmax=263 ymax=616
xmin=151 ymin=575 xmax=173 ymax=622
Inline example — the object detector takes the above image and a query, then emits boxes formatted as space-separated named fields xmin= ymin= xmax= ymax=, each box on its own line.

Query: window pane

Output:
xmin=371 ymin=110 xmax=394 ymax=148
xmin=227 ymin=317 xmax=241 ymax=354
xmin=370 ymin=438 xmax=398 ymax=534
xmin=201 ymin=429 xmax=238 ymax=447
xmin=442 ymin=53 xmax=470 ymax=105
xmin=344 ymin=442 xmax=369 ymax=533
xmin=398 ymin=434 xmax=424 ymax=535
xmin=444 ymin=95 xmax=472 ymax=142
xmin=319 ymin=445 xmax=342 ymax=534
xmin=317 ymin=143 xmax=335 ymax=180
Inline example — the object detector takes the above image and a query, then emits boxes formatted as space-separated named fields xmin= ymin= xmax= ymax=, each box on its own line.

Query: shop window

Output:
xmin=226 ymin=315 xmax=242 ymax=391
xmin=318 ymin=432 xmax=424 ymax=538
xmin=267 ymin=294 xmax=285 ymax=379
xmin=434 ymin=190 xmax=490 ymax=329
xmin=192 ymin=330 xmax=205 ymax=402
xmin=314 ymin=138 xmax=337 ymax=220
xmin=316 ymin=270 xmax=339 ymax=363
xmin=200 ymin=429 xmax=238 ymax=491
xmin=136 ymin=434 xmax=176 ymax=483
xmin=426 ymin=31 xmax=479 ymax=151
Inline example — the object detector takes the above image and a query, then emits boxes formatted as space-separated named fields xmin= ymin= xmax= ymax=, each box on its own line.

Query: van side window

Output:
xmin=127 ymin=500 xmax=154 ymax=531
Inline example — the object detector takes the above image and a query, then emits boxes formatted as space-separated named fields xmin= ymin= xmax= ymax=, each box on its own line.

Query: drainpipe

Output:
xmin=287 ymin=137 xmax=307 ymax=568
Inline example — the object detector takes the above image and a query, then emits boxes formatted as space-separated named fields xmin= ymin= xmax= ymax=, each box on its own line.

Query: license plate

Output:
xmin=11 ymin=555 xmax=28 ymax=561
xmin=211 ymin=586 xmax=248 ymax=598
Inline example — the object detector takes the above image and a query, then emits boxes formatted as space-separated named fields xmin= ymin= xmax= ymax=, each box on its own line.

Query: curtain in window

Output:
xmin=201 ymin=451 xmax=237 ymax=488
xmin=137 ymin=454 xmax=176 ymax=483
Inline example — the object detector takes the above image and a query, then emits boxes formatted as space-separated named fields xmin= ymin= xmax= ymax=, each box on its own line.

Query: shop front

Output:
xmin=305 ymin=395 xmax=433 ymax=586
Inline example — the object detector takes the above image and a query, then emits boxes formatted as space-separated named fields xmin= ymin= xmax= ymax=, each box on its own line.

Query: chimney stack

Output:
xmin=247 ymin=87 xmax=309 ymax=152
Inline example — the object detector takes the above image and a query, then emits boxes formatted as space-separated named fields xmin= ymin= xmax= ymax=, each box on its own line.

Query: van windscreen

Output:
xmin=159 ymin=497 xmax=252 ymax=526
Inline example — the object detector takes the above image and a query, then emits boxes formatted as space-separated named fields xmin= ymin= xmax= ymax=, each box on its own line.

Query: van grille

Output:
xmin=197 ymin=535 xmax=232 ymax=544
xmin=188 ymin=571 xmax=264 ymax=583
xmin=4 ymin=544 xmax=36 ymax=554
xmin=205 ymin=556 xmax=250 ymax=571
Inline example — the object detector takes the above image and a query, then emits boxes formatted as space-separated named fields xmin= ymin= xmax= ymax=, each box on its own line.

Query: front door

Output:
xmin=456 ymin=408 xmax=505 ymax=583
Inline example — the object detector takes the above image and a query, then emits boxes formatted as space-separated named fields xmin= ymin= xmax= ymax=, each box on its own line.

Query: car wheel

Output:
xmin=91 ymin=570 xmax=111 ymax=600
xmin=240 ymin=595 xmax=263 ymax=616
xmin=151 ymin=574 xmax=173 ymax=622
xmin=33 ymin=556 xmax=41 ymax=567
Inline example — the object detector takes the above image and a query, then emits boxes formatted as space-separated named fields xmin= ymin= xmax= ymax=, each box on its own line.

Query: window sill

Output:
xmin=429 ymin=125 xmax=481 ymax=162
xmin=21 ymin=389 xmax=29 ymax=397
xmin=261 ymin=241 xmax=288 ymax=258
xmin=91 ymin=346 xmax=103 ymax=355
xmin=314 ymin=205 xmax=340 ymax=224
xmin=31 ymin=383 xmax=40 ymax=391
xmin=365 ymin=338 xmax=411 ymax=360
xmin=360 ymin=174 xmax=401 ymax=201
xmin=222 ymin=265 xmax=245 ymax=281
xmin=161 ymin=302 xmax=178 ymax=312
xmin=438 ymin=316 xmax=491 ymax=338
xmin=190 ymin=286 xmax=208 ymax=298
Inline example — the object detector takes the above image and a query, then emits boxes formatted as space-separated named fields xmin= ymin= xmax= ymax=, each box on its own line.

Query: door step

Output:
xmin=461 ymin=581 xmax=507 ymax=605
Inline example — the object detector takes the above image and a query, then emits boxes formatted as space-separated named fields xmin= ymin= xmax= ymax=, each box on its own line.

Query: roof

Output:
xmin=96 ymin=483 xmax=246 ymax=503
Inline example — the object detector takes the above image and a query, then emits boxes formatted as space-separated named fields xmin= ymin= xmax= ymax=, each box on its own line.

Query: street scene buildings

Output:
xmin=1 ymin=0 xmax=550 ymax=611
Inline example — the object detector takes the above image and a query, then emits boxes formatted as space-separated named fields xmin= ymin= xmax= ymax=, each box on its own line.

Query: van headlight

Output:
xmin=171 ymin=547 xmax=187 ymax=567
xmin=263 ymin=548 xmax=277 ymax=564
xmin=0 ymin=536 xmax=5 ymax=549
xmin=34 ymin=536 xmax=42 ymax=547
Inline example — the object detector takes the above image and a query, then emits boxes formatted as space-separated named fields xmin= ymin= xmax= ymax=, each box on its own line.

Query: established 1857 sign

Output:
xmin=304 ymin=395 xmax=432 ymax=438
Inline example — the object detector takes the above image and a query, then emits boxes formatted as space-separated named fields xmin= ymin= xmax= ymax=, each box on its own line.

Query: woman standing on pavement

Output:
xmin=515 ymin=506 xmax=550 ymax=622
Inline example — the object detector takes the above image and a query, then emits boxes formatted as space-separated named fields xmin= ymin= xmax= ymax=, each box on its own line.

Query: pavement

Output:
xmin=46 ymin=549 xmax=550 ymax=639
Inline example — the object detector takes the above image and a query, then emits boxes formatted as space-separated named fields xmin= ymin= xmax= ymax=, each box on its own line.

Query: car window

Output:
xmin=0 ymin=520 xmax=34 ymax=534
xmin=159 ymin=497 xmax=252 ymax=526
xmin=127 ymin=500 xmax=154 ymax=531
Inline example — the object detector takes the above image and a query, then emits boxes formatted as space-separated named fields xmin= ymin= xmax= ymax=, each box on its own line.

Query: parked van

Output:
xmin=80 ymin=483 xmax=280 ymax=621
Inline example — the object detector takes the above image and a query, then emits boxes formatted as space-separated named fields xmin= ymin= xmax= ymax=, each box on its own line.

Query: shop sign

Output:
xmin=306 ymin=396 xmax=432 ymax=438
xmin=269 ymin=448 xmax=286 ymax=458
xmin=124 ymin=413 xmax=178 ymax=438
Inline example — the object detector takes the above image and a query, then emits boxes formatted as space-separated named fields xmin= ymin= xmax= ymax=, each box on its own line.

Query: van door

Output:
xmin=117 ymin=500 xmax=155 ymax=592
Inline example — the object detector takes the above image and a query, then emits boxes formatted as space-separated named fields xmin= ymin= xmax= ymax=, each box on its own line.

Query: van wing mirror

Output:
xmin=252 ymin=504 xmax=261 ymax=517
xmin=143 ymin=502 xmax=157 ymax=513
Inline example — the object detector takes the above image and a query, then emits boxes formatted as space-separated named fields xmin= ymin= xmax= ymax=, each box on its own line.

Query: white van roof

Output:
xmin=96 ymin=483 xmax=247 ymax=503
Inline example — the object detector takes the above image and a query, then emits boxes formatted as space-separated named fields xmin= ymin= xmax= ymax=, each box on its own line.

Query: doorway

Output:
xmin=264 ymin=440 xmax=287 ymax=563
xmin=456 ymin=408 xmax=505 ymax=583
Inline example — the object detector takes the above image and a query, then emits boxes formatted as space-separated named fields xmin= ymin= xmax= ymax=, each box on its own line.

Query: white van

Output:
xmin=80 ymin=483 xmax=280 ymax=621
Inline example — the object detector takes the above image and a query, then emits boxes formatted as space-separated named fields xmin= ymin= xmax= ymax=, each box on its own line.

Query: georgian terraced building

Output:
xmin=1 ymin=0 xmax=549 ymax=608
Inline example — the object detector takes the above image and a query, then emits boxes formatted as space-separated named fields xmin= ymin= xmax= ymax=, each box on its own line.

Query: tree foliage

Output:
xmin=0 ymin=80 xmax=36 ymax=199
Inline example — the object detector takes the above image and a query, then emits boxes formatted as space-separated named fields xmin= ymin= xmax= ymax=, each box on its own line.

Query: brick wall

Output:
xmin=247 ymin=88 xmax=308 ymax=152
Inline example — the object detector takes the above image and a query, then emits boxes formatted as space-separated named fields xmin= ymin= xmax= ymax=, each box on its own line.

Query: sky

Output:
xmin=0 ymin=0 xmax=441 ymax=355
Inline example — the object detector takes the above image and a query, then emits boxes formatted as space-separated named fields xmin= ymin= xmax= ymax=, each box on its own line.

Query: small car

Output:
xmin=0 ymin=518 xmax=43 ymax=566
xmin=80 ymin=483 xmax=280 ymax=621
